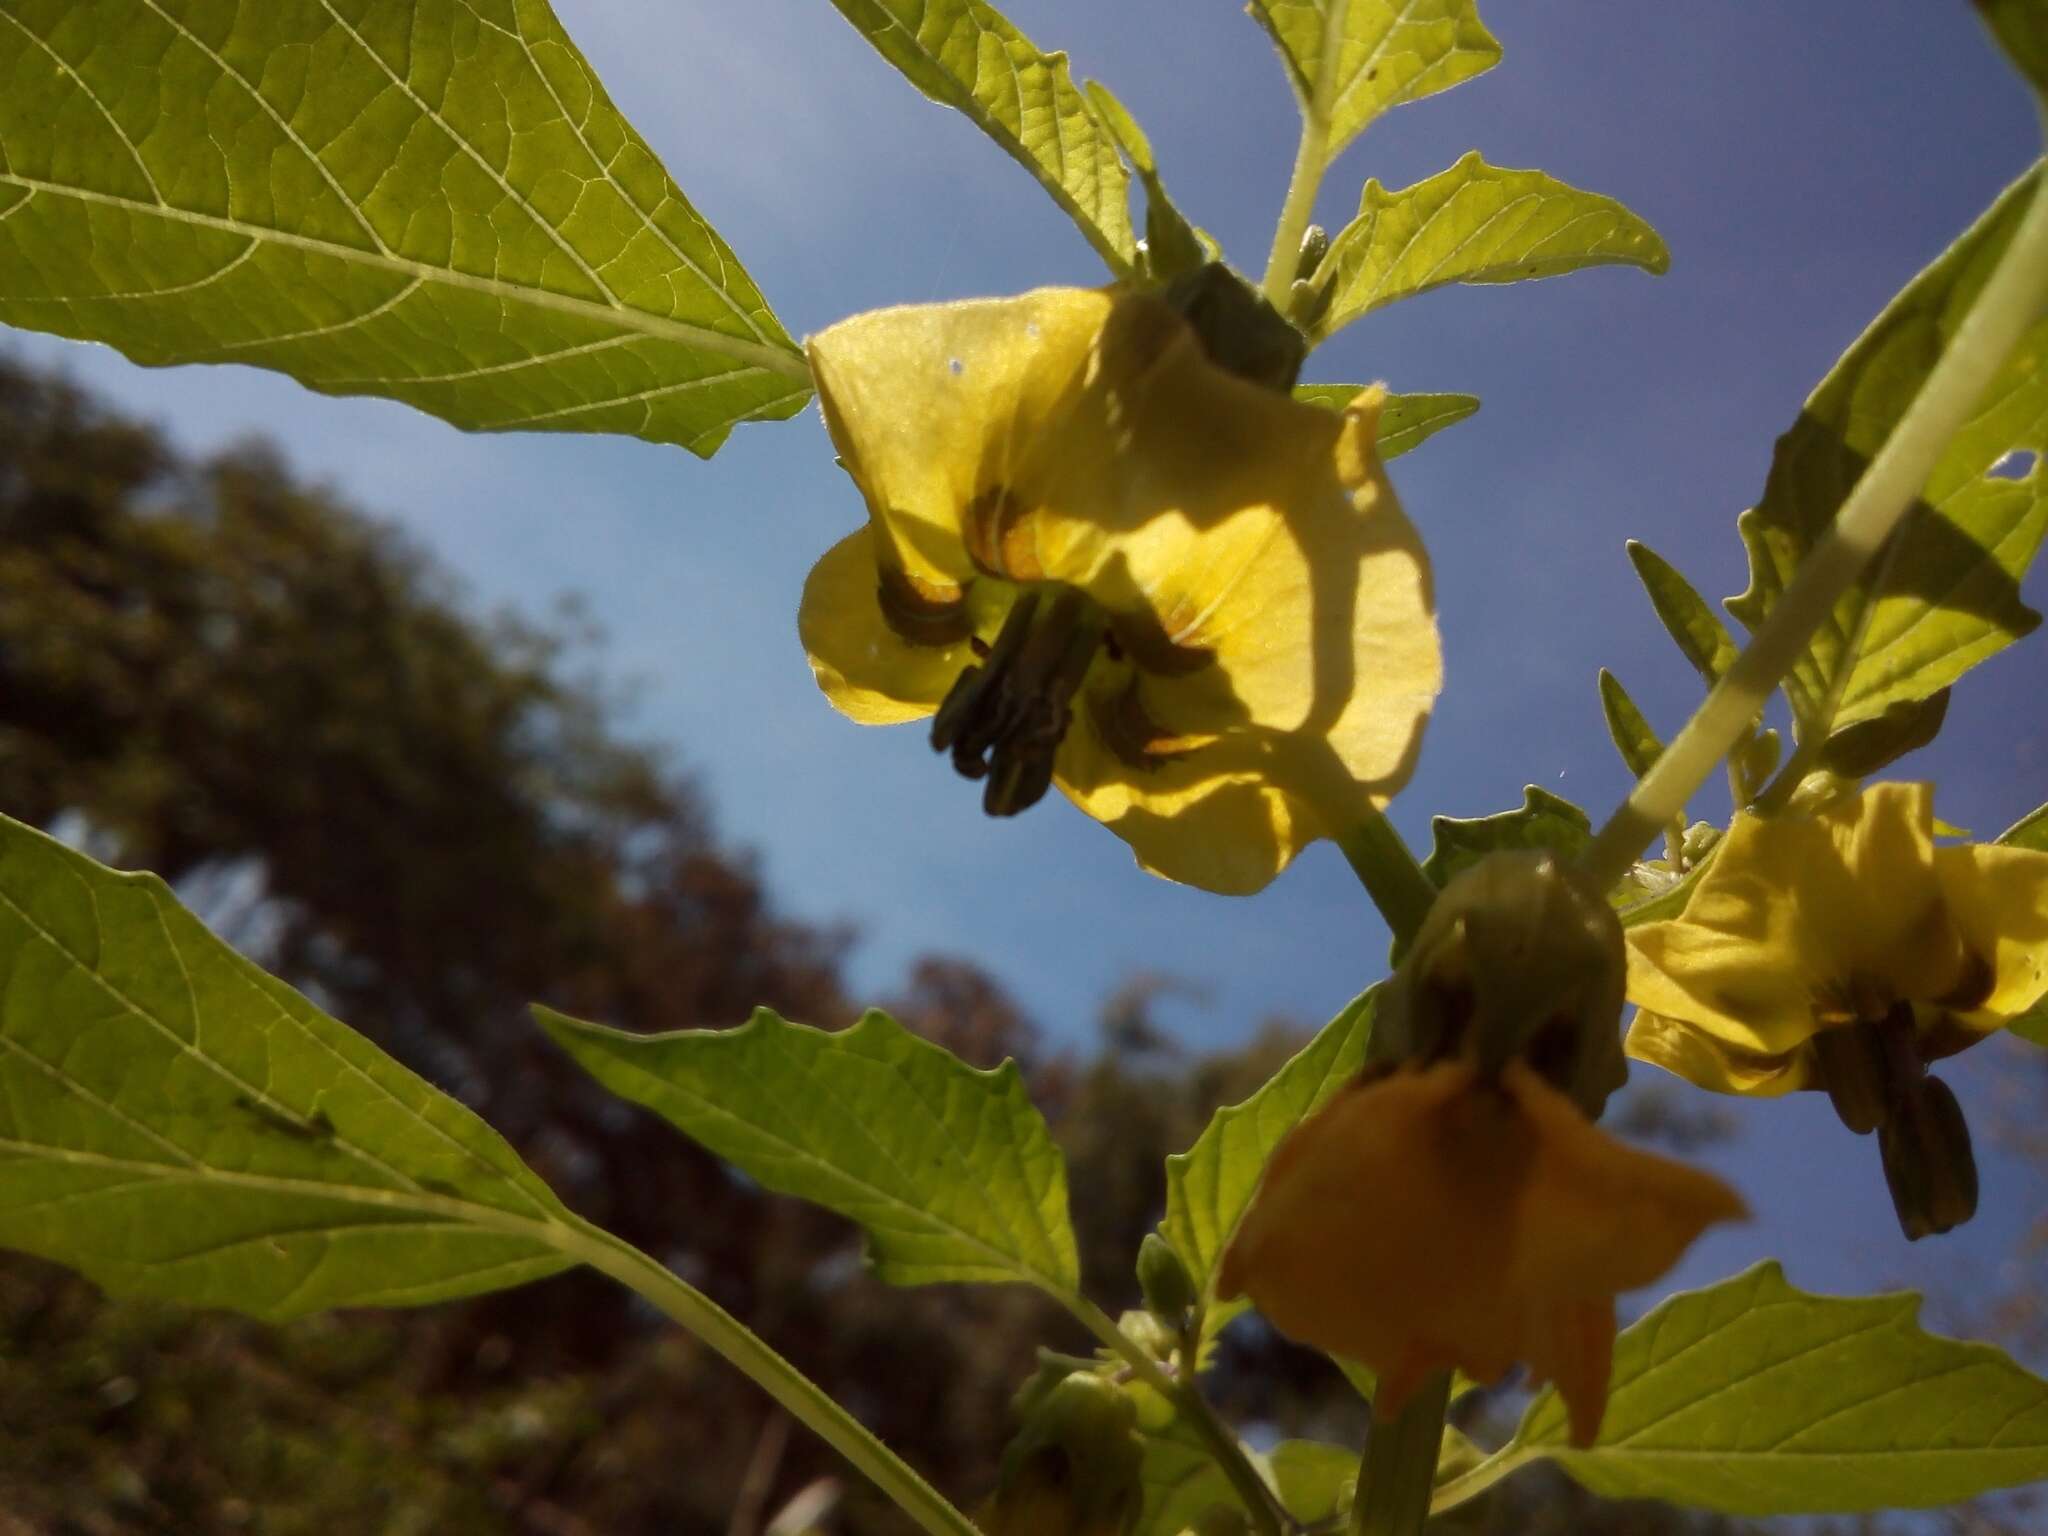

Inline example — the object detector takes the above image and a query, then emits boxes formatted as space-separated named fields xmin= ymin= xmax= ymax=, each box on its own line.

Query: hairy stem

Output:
xmin=1335 ymin=805 xmax=1439 ymax=951
xmin=1580 ymin=154 xmax=2048 ymax=891
xmin=1353 ymin=1372 xmax=1453 ymax=1535
xmin=1261 ymin=0 xmax=1352 ymax=308
xmin=559 ymin=1216 xmax=980 ymax=1536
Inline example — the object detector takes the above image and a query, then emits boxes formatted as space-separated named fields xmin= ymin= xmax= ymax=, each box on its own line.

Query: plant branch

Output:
xmin=1580 ymin=154 xmax=2048 ymax=891
xmin=1262 ymin=0 xmax=1352 ymax=307
xmin=1068 ymin=1296 xmax=1292 ymax=1536
xmin=1352 ymin=1372 xmax=1451 ymax=1536
xmin=557 ymin=1216 xmax=980 ymax=1536
xmin=1335 ymin=805 xmax=1438 ymax=952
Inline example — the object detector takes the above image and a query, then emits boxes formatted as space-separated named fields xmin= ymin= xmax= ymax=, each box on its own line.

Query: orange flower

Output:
xmin=1217 ymin=1060 xmax=1745 ymax=1446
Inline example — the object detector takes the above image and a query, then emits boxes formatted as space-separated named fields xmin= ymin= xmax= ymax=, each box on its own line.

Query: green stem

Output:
xmin=1261 ymin=0 xmax=1351 ymax=308
xmin=1580 ymin=154 xmax=2048 ymax=893
xmin=1352 ymin=1372 xmax=1451 ymax=1536
xmin=557 ymin=1216 xmax=980 ymax=1536
xmin=1068 ymin=1297 xmax=1292 ymax=1536
xmin=1427 ymin=1446 xmax=1536 ymax=1516
xmin=1335 ymin=805 xmax=1438 ymax=951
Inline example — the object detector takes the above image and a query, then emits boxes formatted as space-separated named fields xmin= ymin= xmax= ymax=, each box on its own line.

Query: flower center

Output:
xmin=929 ymin=587 xmax=1106 ymax=816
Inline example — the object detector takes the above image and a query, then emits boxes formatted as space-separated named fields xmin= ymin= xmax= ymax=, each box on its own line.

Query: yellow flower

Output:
xmin=1216 ymin=1060 xmax=1744 ymax=1447
xmin=798 ymin=286 xmax=1441 ymax=895
xmin=1625 ymin=783 xmax=2048 ymax=1098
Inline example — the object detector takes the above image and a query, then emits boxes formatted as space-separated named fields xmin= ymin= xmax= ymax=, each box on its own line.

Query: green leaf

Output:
xmin=0 ymin=0 xmax=809 ymax=455
xmin=1626 ymin=541 xmax=1740 ymax=683
xmin=1817 ymin=688 xmax=1950 ymax=777
xmin=823 ymin=0 xmax=1135 ymax=273
xmin=1316 ymin=153 xmax=1668 ymax=340
xmin=1085 ymin=81 xmax=1207 ymax=282
xmin=1511 ymin=1261 xmax=2048 ymax=1514
xmin=1247 ymin=0 xmax=1500 ymax=159
xmin=1268 ymin=1440 xmax=1357 ymax=1523
xmin=1978 ymin=0 xmax=2048 ymax=99
xmin=1998 ymin=800 xmax=2048 ymax=850
xmin=1421 ymin=786 xmax=1593 ymax=890
xmin=0 ymin=813 xmax=576 ymax=1320
xmin=1159 ymin=989 xmax=1375 ymax=1356
xmin=1727 ymin=168 xmax=2048 ymax=734
xmin=538 ymin=1005 xmax=1078 ymax=1293
xmin=1134 ymin=1400 xmax=1241 ymax=1536
xmin=1294 ymin=386 xmax=1479 ymax=459
xmin=1598 ymin=670 xmax=1665 ymax=778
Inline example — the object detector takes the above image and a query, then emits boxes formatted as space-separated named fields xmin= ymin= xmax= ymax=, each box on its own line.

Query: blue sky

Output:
xmin=5 ymin=4 xmax=2044 ymax=1317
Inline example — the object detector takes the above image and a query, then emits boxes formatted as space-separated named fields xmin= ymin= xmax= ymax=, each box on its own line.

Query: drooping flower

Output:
xmin=1624 ymin=783 xmax=2048 ymax=1094
xmin=1624 ymin=782 xmax=2048 ymax=1237
xmin=799 ymin=285 xmax=1441 ymax=895
xmin=1217 ymin=1059 xmax=1745 ymax=1447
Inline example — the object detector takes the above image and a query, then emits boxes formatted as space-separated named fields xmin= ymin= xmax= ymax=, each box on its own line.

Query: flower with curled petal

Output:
xmin=1217 ymin=1059 xmax=1744 ymax=1447
xmin=798 ymin=285 xmax=1440 ymax=895
xmin=1624 ymin=783 xmax=2048 ymax=1237
xmin=1625 ymin=783 xmax=2048 ymax=1097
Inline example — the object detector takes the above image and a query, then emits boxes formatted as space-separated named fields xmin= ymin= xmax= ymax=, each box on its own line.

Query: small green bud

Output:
xmin=1678 ymin=819 xmax=1721 ymax=869
xmin=1137 ymin=1233 xmax=1198 ymax=1322
xmin=1294 ymin=223 xmax=1329 ymax=282
xmin=1377 ymin=850 xmax=1628 ymax=1117
xmin=1786 ymin=768 xmax=1859 ymax=816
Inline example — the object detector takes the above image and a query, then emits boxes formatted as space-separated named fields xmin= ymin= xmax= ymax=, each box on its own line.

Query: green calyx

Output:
xmin=1375 ymin=850 xmax=1629 ymax=1118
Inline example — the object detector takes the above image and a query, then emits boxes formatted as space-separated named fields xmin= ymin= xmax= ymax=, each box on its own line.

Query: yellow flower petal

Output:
xmin=1625 ymin=1009 xmax=1815 ymax=1095
xmin=1624 ymin=784 xmax=1969 ymax=1061
xmin=798 ymin=527 xmax=980 ymax=725
xmin=800 ymin=285 xmax=1441 ymax=893
xmin=1933 ymin=841 xmax=2048 ymax=1023
xmin=1216 ymin=1060 xmax=1743 ymax=1447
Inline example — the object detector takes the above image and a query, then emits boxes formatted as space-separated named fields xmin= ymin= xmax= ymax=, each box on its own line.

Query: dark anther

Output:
xmin=930 ymin=588 xmax=1105 ymax=817
xmin=1880 ymin=1073 xmax=1979 ymax=1241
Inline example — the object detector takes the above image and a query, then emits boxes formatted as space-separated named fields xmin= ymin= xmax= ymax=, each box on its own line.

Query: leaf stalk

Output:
xmin=1580 ymin=151 xmax=2048 ymax=892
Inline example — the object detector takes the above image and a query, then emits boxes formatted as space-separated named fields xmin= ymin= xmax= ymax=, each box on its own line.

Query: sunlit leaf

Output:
xmin=1268 ymin=1440 xmax=1357 ymax=1522
xmin=1727 ymin=168 xmax=2047 ymax=734
xmin=1316 ymin=153 xmax=1668 ymax=340
xmin=1133 ymin=1390 xmax=1243 ymax=1536
xmin=538 ymin=1005 xmax=1078 ymax=1292
xmin=0 ymin=0 xmax=809 ymax=455
xmin=1511 ymin=1261 xmax=2048 ymax=1514
xmin=1421 ymin=786 xmax=1593 ymax=889
xmin=1979 ymin=0 xmax=2048 ymax=99
xmin=1598 ymin=669 xmax=1664 ymax=778
xmin=1158 ymin=990 xmax=1375 ymax=1355
xmin=823 ymin=0 xmax=1136 ymax=273
xmin=1246 ymin=0 xmax=1500 ymax=159
xmin=1627 ymin=541 xmax=1739 ymax=683
xmin=0 ymin=814 xmax=576 ymax=1320
xmin=1296 ymin=385 xmax=1479 ymax=460
xmin=1085 ymin=80 xmax=1206 ymax=281
xmin=1817 ymin=688 xmax=1950 ymax=777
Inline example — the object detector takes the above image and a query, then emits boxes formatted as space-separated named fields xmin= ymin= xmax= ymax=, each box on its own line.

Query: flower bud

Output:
xmin=1378 ymin=851 xmax=1628 ymax=1118
xmin=1137 ymin=1232 xmax=1198 ymax=1323
xmin=983 ymin=1372 xmax=1143 ymax=1536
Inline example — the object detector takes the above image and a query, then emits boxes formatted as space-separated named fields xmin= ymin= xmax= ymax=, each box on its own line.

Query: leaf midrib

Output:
xmin=0 ymin=173 xmax=812 ymax=381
